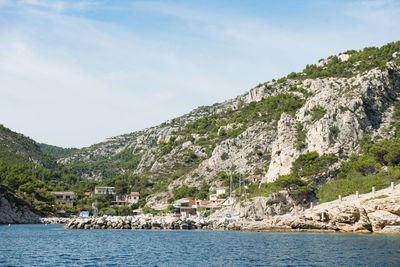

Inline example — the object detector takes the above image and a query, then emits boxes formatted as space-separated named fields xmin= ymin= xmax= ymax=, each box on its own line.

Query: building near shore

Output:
xmin=111 ymin=195 xmax=127 ymax=206
xmin=51 ymin=192 xmax=75 ymax=206
xmin=127 ymin=192 xmax=140 ymax=204
xmin=216 ymin=187 xmax=227 ymax=196
xmin=94 ymin=187 xmax=115 ymax=195
xmin=174 ymin=198 xmax=196 ymax=217
xmin=210 ymin=187 xmax=228 ymax=200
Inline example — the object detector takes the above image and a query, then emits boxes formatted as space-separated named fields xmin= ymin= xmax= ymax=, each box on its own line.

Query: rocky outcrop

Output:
xmin=263 ymin=62 xmax=400 ymax=182
xmin=267 ymin=184 xmax=400 ymax=233
xmin=0 ymin=192 xmax=40 ymax=224
xmin=212 ymin=191 xmax=315 ymax=221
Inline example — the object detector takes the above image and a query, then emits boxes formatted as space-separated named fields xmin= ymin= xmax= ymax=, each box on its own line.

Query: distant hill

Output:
xmin=0 ymin=124 xmax=53 ymax=167
xmin=0 ymin=125 xmax=82 ymax=218
xmin=38 ymin=143 xmax=79 ymax=160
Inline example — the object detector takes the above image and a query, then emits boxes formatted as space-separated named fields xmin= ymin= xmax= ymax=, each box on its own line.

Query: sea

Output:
xmin=1 ymin=224 xmax=400 ymax=266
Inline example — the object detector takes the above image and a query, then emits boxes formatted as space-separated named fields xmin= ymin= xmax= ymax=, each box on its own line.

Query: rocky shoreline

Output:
xmin=59 ymin=210 xmax=399 ymax=233
xmin=61 ymin=185 xmax=400 ymax=234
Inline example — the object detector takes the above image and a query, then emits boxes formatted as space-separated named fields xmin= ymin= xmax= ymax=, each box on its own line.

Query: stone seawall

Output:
xmin=64 ymin=215 xmax=245 ymax=231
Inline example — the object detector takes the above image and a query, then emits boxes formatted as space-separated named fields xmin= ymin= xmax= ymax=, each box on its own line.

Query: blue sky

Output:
xmin=1 ymin=0 xmax=400 ymax=148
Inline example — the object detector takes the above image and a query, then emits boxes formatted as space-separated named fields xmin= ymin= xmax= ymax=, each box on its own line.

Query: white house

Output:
xmin=216 ymin=187 xmax=227 ymax=196
xmin=209 ymin=194 xmax=217 ymax=201
xmin=127 ymin=192 xmax=140 ymax=204
xmin=94 ymin=187 xmax=115 ymax=195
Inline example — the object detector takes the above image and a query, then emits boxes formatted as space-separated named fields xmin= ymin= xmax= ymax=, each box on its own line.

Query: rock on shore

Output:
xmin=264 ymin=184 xmax=400 ymax=233
xmin=0 ymin=193 xmax=40 ymax=224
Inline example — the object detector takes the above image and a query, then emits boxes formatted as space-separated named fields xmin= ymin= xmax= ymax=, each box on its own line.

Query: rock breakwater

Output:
xmin=64 ymin=215 xmax=242 ymax=230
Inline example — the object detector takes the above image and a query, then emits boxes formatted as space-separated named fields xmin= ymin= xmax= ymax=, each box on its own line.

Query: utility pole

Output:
xmin=239 ymin=174 xmax=241 ymax=197
xmin=230 ymin=175 xmax=233 ymax=198
xmin=238 ymin=174 xmax=241 ymax=220
xmin=93 ymin=199 xmax=98 ymax=217
xmin=244 ymin=178 xmax=247 ymax=202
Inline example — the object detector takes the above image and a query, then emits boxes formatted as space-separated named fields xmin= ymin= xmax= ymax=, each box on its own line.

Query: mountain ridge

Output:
xmin=50 ymin=41 xmax=400 ymax=209
xmin=2 ymin=41 xmax=400 ymax=215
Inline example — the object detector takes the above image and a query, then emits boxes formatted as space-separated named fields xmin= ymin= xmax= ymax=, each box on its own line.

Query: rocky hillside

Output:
xmin=0 ymin=125 xmax=84 ymax=219
xmin=0 ymin=124 xmax=54 ymax=168
xmin=59 ymin=41 xmax=400 ymax=207
xmin=0 ymin=187 xmax=40 ymax=224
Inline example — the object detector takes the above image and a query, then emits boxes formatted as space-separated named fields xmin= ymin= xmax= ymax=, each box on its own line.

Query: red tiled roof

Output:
xmin=131 ymin=192 xmax=140 ymax=196
xmin=83 ymin=192 xmax=91 ymax=196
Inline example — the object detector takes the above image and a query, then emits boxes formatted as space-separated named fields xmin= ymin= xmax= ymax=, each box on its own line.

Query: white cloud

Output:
xmin=18 ymin=0 xmax=94 ymax=12
xmin=345 ymin=0 xmax=400 ymax=28
xmin=1 ymin=0 xmax=400 ymax=147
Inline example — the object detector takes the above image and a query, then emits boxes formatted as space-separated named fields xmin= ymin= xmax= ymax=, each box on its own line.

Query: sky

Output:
xmin=1 ymin=0 xmax=400 ymax=148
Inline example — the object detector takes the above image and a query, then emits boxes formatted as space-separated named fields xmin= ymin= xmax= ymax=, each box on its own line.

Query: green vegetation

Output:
xmin=142 ymin=206 xmax=157 ymax=215
xmin=221 ymin=152 xmax=229 ymax=160
xmin=156 ymin=93 xmax=305 ymax=164
xmin=0 ymin=124 xmax=146 ymax=216
xmin=317 ymin=137 xmax=400 ymax=202
xmin=196 ymin=182 xmax=210 ymax=200
xmin=317 ymin=169 xmax=398 ymax=203
xmin=329 ymin=126 xmax=340 ymax=140
xmin=173 ymin=185 xmax=198 ymax=200
xmin=0 ymin=124 xmax=53 ymax=167
xmin=38 ymin=143 xmax=79 ymax=160
xmin=0 ymin=125 xmax=86 ymax=215
xmin=69 ymin=149 xmax=142 ymax=180
xmin=295 ymin=123 xmax=307 ymax=150
xmin=140 ymin=93 xmax=307 ymax=198
xmin=181 ymin=93 xmax=305 ymax=138
xmin=292 ymin=151 xmax=338 ymax=177
xmin=284 ymin=41 xmax=400 ymax=80
xmin=310 ymin=106 xmax=326 ymax=121
xmin=288 ymin=84 xmax=313 ymax=98
xmin=246 ymin=174 xmax=314 ymax=200
xmin=3 ymin=41 xmax=400 ymax=215
xmin=183 ymin=150 xmax=198 ymax=163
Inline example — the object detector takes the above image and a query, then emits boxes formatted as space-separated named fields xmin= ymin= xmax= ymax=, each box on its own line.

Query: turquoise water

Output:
xmin=1 ymin=224 xmax=400 ymax=266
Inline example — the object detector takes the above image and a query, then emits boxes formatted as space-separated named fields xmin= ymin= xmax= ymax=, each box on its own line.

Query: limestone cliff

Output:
xmin=0 ymin=189 xmax=40 ymax=224
xmin=59 ymin=43 xmax=400 ymax=208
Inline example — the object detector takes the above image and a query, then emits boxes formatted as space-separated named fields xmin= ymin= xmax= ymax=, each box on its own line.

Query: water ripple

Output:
xmin=1 ymin=225 xmax=400 ymax=266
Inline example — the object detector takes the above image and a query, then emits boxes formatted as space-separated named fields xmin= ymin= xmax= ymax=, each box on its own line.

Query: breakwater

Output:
xmin=63 ymin=215 xmax=250 ymax=230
